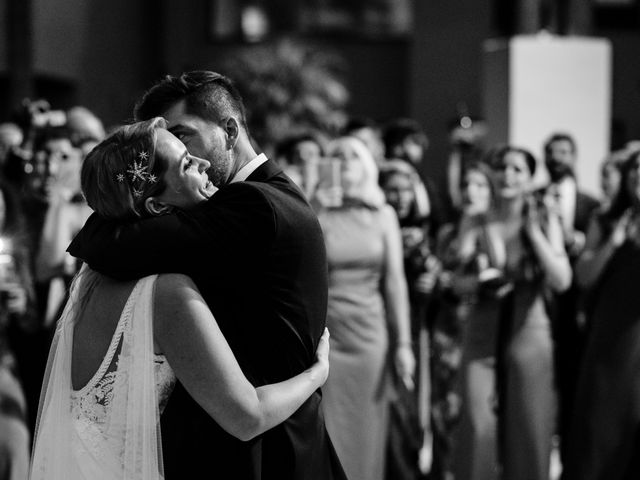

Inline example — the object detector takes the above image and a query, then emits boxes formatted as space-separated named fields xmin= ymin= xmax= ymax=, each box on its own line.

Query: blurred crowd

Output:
xmin=0 ymin=100 xmax=103 ymax=480
xmin=274 ymin=116 xmax=640 ymax=480
xmin=1 ymin=93 xmax=640 ymax=480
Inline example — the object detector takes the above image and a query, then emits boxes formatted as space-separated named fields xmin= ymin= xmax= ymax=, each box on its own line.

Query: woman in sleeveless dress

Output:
xmin=488 ymin=146 xmax=571 ymax=480
xmin=29 ymin=118 xmax=331 ymax=480
xmin=314 ymin=136 xmax=415 ymax=480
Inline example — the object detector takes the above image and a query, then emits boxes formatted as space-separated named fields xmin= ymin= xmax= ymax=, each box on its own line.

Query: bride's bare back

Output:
xmin=71 ymin=277 xmax=139 ymax=391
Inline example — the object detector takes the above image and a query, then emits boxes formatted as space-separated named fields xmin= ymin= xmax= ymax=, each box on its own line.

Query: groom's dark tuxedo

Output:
xmin=68 ymin=159 xmax=346 ymax=480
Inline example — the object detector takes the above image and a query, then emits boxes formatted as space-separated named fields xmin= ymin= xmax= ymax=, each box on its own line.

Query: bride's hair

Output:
xmin=81 ymin=117 xmax=169 ymax=219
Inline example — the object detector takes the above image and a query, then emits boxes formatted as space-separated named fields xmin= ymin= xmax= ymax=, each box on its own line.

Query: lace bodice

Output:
xmin=70 ymin=279 xmax=176 ymax=465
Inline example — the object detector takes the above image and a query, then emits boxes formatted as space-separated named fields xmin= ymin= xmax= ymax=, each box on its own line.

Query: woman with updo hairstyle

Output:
xmin=564 ymin=150 xmax=640 ymax=480
xmin=80 ymin=117 xmax=171 ymax=220
xmin=314 ymin=136 xmax=415 ymax=480
xmin=486 ymin=145 xmax=570 ymax=480
xmin=29 ymin=118 xmax=332 ymax=480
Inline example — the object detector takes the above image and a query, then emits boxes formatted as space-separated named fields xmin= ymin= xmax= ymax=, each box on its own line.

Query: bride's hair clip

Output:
xmin=115 ymin=150 xmax=157 ymax=193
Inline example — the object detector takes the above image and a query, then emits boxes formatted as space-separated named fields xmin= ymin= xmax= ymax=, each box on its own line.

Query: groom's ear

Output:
xmin=223 ymin=117 xmax=239 ymax=149
xmin=144 ymin=197 xmax=172 ymax=216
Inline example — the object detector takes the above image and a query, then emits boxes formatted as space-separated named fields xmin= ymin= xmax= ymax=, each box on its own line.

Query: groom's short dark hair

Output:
xmin=134 ymin=70 xmax=248 ymax=132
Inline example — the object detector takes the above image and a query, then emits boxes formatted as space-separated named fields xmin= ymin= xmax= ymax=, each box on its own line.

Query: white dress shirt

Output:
xmin=230 ymin=153 xmax=268 ymax=183
xmin=555 ymin=176 xmax=577 ymax=235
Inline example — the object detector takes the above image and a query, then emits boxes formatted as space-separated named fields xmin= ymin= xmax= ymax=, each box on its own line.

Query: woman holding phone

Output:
xmin=313 ymin=135 xmax=415 ymax=480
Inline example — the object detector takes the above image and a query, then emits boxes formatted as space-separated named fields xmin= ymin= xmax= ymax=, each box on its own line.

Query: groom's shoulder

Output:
xmin=211 ymin=179 xmax=305 ymax=210
xmin=190 ymin=182 xmax=277 ymax=236
xmin=200 ymin=181 xmax=274 ymax=213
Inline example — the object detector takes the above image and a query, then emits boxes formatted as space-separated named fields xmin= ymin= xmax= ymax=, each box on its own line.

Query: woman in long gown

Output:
xmin=315 ymin=136 xmax=415 ymax=480
xmin=29 ymin=118 xmax=331 ymax=480
xmin=488 ymin=146 xmax=571 ymax=480
xmin=563 ymin=150 xmax=640 ymax=480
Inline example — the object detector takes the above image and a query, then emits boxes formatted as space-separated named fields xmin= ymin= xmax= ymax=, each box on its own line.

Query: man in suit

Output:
xmin=67 ymin=71 xmax=346 ymax=480
xmin=543 ymin=132 xmax=599 ymax=468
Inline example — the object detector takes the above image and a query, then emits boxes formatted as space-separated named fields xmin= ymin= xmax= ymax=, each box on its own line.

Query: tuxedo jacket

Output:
xmin=68 ymin=159 xmax=346 ymax=480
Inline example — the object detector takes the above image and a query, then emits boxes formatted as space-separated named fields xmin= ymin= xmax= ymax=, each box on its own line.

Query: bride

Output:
xmin=29 ymin=117 xmax=331 ymax=480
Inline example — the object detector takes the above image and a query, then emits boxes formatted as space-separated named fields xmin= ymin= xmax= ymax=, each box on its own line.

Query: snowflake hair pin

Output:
xmin=116 ymin=173 xmax=125 ymax=183
xmin=127 ymin=160 xmax=149 ymax=182
xmin=138 ymin=150 xmax=149 ymax=161
xmin=133 ymin=187 xmax=144 ymax=198
xmin=147 ymin=174 xmax=157 ymax=184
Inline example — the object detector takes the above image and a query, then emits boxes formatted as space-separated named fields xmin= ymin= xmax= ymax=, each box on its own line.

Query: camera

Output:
xmin=21 ymin=99 xmax=67 ymax=129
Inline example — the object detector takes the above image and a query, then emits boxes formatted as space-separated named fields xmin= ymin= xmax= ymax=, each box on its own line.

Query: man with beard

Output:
xmin=543 ymin=132 xmax=599 ymax=469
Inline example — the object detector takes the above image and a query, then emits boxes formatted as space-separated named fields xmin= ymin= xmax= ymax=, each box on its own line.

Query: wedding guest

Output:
xmin=430 ymin=161 xmax=495 ymax=480
xmin=32 ymin=107 xmax=105 ymax=330
xmin=444 ymin=116 xmax=487 ymax=213
xmin=12 ymin=126 xmax=91 ymax=432
xmin=440 ymin=162 xmax=501 ymax=480
xmin=0 ymin=365 xmax=30 ymax=480
xmin=20 ymin=126 xmax=78 ymax=263
xmin=489 ymin=146 xmax=570 ymax=480
xmin=542 ymin=133 xmax=598 ymax=463
xmin=64 ymin=106 xmax=106 ymax=151
xmin=382 ymin=118 xmax=429 ymax=169
xmin=598 ymin=150 xmax=628 ymax=214
xmin=33 ymin=128 xmax=90 ymax=324
xmin=274 ymin=131 xmax=325 ymax=198
xmin=563 ymin=150 xmax=640 ymax=480
xmin=315 ymin=136 xmax=415 ymax=480
xmin=30 ymin=117 xmax=333 ymax=480
xmin=382 ymin=117 xmax=450 ymax=240
xmin=0 ymin=180 xmax=36 ymax=479
xmin=380 ymin=159 xmax=438 ymax=479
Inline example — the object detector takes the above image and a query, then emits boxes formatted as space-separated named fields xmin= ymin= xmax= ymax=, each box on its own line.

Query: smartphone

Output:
xmin=316 ymin=157 xmax=342 ymax=207
xmin=317 ymin=157 xmax=341 ymax=188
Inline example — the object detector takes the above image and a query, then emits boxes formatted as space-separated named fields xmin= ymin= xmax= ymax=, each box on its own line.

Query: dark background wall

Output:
xmin=410 ymin=0 xmax=496 ymax=184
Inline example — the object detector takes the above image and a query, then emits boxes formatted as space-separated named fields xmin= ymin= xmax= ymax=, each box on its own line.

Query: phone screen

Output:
xmin=317 ymin=157 xmax=341 ymax=189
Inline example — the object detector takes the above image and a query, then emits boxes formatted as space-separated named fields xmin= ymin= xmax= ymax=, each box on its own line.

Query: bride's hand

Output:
xmin=312 ymin=328 xmax=331 ymax=385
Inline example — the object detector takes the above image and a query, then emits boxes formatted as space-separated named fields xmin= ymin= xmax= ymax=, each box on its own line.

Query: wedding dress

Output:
xmin=29 ymin=268 xmax=175 ymax=479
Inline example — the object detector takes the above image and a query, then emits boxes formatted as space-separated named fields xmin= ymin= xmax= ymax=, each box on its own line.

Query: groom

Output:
xmin=68 ymin=71 xmax=346 ymax=480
